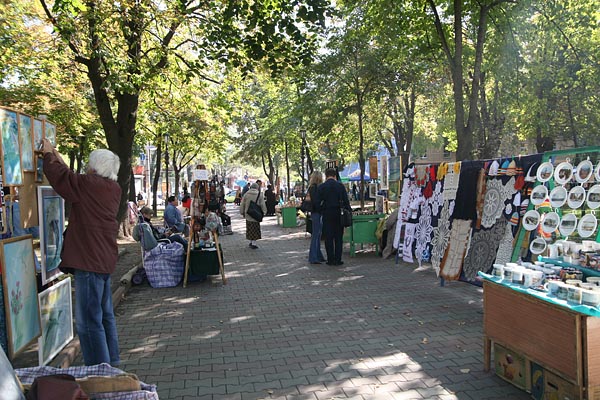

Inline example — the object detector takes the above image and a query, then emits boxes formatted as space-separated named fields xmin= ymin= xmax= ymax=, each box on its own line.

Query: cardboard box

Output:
xmin=494 ymin=343 xmax=527 ymax=390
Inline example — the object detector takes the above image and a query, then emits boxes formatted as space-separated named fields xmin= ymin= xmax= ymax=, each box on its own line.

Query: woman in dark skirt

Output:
xmin=240 ymin=182 xmax=267 ymax=249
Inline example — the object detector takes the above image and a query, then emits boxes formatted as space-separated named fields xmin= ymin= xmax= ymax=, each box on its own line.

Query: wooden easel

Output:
xmin=182 ymin=166 xmax=226 ymax=287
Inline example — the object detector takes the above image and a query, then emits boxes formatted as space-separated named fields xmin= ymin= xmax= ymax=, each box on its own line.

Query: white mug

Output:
xmin=548 ymin=244 xmax=559 ymax=258
xmin=544 ymin=280 xmax=562 ymax=296
xmin=567 ymin=286 xmax=583 ymax=305
xmin=583 ymin=289 xmax=600 ymax=307
xmin=492 ymin=264 xmax=504 ymax=278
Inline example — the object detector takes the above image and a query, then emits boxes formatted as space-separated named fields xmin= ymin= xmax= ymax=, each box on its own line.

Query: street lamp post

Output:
xmin=300 ymin=129 xmax=306 ymax=196
xmin=163 ymin=133 xmax=169 ymax=199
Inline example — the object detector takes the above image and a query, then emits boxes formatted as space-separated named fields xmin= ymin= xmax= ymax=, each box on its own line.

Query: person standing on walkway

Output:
xmin=41 ymin=138 xmax=121 ymax=366
xmin=265 ymin=184 xmax=277 ymax=216
xmin=307 ymin=171 xmax=326 ymax=264
xmin=240 ymin=182 xmax=267 ymax=249
xmin=317 ymin=167 xmax=351 ymax=266
xmin=164 ymin=195 xmax=185 ymax=233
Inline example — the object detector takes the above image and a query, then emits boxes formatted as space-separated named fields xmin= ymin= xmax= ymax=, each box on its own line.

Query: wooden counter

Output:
xmin=483 ymin=280 xmax=600 ymax=399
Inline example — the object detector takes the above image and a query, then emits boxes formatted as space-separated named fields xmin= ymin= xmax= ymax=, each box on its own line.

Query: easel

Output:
xmin=182 ymin=166 xmax=226 ymax=287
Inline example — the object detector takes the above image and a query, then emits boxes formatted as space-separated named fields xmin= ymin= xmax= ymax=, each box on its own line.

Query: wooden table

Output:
xmin=483 ymin=280 xmax=600 ymax=399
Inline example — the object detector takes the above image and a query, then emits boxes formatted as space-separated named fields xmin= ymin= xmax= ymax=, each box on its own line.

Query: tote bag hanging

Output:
xmin=247 ymin=193 xmax=264 ymax=222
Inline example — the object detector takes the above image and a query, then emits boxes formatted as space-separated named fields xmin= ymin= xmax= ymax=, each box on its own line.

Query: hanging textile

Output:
xmin=480 ymin=176 xmax=517 ymax=229
xmin=414 ymin=204 xmax=433 ymax=266
xmin=443 ymin=162 xmax=461 ymax=202
xmin=402 ymin=223 xmax=416 ymax=263
xmin=495 ymin=222 xmax=515 ymax=265
xmin=461 ymin=219 xmax=507 ymax=281
xmin=430 ymin=200 xmax=453 ymax=277
xmin=439 ymin=219 xmax=472 ymax=280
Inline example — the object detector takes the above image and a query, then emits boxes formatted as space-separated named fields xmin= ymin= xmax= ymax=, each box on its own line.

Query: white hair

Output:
xmin=88 ymin=149 xmax=120 ymax=181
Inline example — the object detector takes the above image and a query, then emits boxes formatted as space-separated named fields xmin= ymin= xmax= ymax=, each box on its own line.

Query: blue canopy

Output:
xmin=235 ymin=179 xmax=248 ymax=187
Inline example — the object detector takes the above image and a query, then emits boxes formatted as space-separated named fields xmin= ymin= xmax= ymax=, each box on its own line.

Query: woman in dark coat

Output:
xmin=265 ymin=184 xmax=277 ymax=216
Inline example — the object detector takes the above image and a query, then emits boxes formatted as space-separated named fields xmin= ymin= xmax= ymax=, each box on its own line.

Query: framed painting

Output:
xmin=0 ymin=108 xmax=23 ymax=186
xmin=0 ymin=235 xmax=42 ymax=358
xmin=33 ymin=118 xmax=43 ymax=153
xmin=18 ymin=114 xmax=34 ymax=171
xmin=38 ymin=186 xmax=65 ymax=285
xmin=389 ymin=156 xmax=401 ymax=182
xmin=38 ymin=278 xmax=73 ymax=366
xmin=380 ymin=155 xmax=389 ymax=190
xmin=35 ymin=153 xmax=44 ymax=183
xmin=369 ymin=182 xmax=378 ymax=198
xmin=44 ymin=120 xmax=56 ymax=147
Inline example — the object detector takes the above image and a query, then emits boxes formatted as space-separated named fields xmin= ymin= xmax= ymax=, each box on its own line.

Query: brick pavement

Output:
xmin=115 ymin=206 xmax=530 ymax=400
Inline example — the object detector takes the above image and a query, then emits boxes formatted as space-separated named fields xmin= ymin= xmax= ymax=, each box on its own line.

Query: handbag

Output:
xmin=339 ymin=196 xmax=352 ymax=227
xmin=341 ymin=207 xmax=352 ymax=227
xmin=247 ymin=193 xmax=264 ymax=222
xmin=301 ymin=186 xmax=313 ymax=212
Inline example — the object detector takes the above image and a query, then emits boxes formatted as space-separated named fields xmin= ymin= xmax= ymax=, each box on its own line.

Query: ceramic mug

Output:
xmin=548 ymin=244 xmax=559 ymax=258
xmin=512 ymin=268 xmax=524 ymax=285
xmin=557 ymin=282 xmax=569 ymax=300
xmin=567 ymin=286 xmax=583 ymax=305
xmin=522 ymin=271 xmax=534 ymax=287
xmin=586 ymin=277 xmax=600 ymax=286
xmin=544 ymin=280 xmax=562 ymax=296
xmin=566 ymin=279 xmax=583 ymax=286
xmin=492 ymin=263 xmax=504 ymax=278
xmin=583 ymin=289 xmax=600 ymax=307
xmin=503 ymin=266 xmax=514 ymax=282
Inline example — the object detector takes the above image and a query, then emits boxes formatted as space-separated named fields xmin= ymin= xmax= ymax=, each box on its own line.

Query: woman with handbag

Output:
xmin=307 ymin=171 xmax=326 ymax=264
xmin=240 ymin=182 xmax=267 ymax=249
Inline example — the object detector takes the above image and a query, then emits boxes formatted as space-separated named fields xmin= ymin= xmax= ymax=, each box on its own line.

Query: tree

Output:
xmin=40 ymin=0 xmax=330 ymax=221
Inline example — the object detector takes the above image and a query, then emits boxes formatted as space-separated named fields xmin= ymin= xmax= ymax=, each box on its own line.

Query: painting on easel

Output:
xmin=38 ymin=186 xmax=65 ymax=285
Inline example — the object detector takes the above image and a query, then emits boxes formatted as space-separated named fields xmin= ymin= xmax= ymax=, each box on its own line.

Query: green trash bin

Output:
xmin=282 ymin=207 xmax=297 ymax=227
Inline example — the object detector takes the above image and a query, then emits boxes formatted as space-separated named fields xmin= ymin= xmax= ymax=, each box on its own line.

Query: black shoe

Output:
xmin=310 ymin=261 xmax=322 ymax=265
xmin=249 ymin=244 xmax=258 ymax=249
xmin=335 ymin=261 xmax=344 ymax=266
xmin=326 ymin=262 xmax=335 ymax=266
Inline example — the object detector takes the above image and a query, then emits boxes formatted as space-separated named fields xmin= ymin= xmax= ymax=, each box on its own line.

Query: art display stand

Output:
xmin=483 ymin=280 xmax=600 ymax=399
xmin=182 ymin=171 xmax=226 ymax=288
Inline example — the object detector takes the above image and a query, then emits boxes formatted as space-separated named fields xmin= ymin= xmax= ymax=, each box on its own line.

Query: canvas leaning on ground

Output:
xmin=37 ymin=278 xmax=73 ymax=366
xmin=0 ymin=236 xmax=42 ymax=358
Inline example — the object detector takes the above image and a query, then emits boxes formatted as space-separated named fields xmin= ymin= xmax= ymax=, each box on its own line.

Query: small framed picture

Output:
xmin=369 ymin=182 xmax=377 ymax=198
xmin=38 ymin=186 xmax=65 ymax=285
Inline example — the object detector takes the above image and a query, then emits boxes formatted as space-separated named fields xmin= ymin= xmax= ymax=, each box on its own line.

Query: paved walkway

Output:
xmin=115 ymin=206 xmax=529 ymax=400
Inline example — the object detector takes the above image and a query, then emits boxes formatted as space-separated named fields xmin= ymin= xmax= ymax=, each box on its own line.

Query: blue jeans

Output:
xmin=75 ymin=270 xmax=120 ymax=366
xmin=309 ymin=212 xmax=325 ymax=263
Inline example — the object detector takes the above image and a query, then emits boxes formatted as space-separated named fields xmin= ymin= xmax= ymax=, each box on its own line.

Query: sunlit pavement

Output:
xmin=116 ymin=205 xmax=529 ymax=400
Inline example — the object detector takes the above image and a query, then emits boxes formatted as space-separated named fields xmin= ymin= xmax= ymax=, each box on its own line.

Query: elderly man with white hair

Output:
xmin=42 ymin=138 xmax=122 ymax=367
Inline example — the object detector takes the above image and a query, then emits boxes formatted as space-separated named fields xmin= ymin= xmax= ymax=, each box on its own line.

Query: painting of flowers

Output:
xmin=0 ymin=108 xmax=23 ymax=186
xmin=38 ymin=278 xmax=73 ymax=366
xmin=1 ymin=236 xmax=41 ymax=358
xmin=38 ymin=186 xmax=65 ymax=285
xmin=18 ymin=114 xmax=34 ymax=171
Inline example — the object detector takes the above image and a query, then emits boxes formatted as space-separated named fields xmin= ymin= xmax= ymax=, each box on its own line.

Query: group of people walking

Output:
xmin=238 ymin=168 xmax=351 ymax=266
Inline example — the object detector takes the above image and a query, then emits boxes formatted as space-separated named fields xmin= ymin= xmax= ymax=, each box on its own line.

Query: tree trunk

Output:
xmin=356 ymin=87 xmax=366 ymax=209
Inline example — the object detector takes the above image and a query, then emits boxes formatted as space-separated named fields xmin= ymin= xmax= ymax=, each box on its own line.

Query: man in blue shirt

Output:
xmin=165 ymin=195 xmax=185 ymax=233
